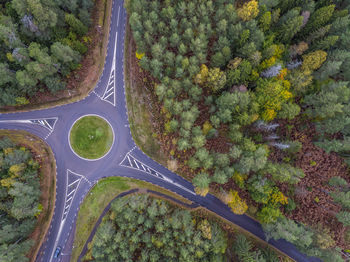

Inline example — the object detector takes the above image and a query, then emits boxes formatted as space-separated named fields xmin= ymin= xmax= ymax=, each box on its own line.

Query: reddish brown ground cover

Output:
xmin=273 ymin=117 xmax=350 ymax=249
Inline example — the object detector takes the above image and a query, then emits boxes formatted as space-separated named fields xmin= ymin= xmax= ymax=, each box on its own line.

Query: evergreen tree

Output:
xmin=301 ymin=5 xmax=335 ymax=36
xmin=336 ymin=211 xmax=350 ymax=226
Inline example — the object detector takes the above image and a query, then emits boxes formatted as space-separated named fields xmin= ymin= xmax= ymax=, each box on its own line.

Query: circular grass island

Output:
xmin=69 ymin=115 xmax=114 ymax=160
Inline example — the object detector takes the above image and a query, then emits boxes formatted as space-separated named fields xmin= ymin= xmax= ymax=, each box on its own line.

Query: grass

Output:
xmin=69 ymin=116 xmax=113 ymax=159
xmin=71 ymin=176 xmax=194 ymax=262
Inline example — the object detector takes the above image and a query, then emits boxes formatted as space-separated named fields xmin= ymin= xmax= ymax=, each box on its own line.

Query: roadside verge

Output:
xmin=70 ymin=176 xmax=195 ymax=262
xmin=0 ymin=130 xmax=56 ymax=262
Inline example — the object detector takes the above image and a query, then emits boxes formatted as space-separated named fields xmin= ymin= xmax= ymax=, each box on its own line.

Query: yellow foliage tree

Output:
xmin=260 ymin=56 xmax=276 ymax=70
xmin=278 ymin=68 xmax=288 ymax=80
xmin=135 ymin=51 xmax=145 ymax=60
xmin=301 ymin=50 xmax=327 ymax=72
xmin=6 ymin=52 xmax=14 ymax=62
xmin=261 ymin=108 xmax=276 ymax=122
xmin=194 ymin=186 xmax=209 ymax=197
xmin=3 ymin=148 xmax=13 ymax=155
xmin=269 ymin=190 xmax=288 ymax=205
xmin=9 ymin=163 xmax=25 ymax=177
xmin=232 ymin=172 xmax=247 ymax=188
xmin=227 ymin=190 xmax=248 ymax=215
xmin=256 ymin=79 xmax=293 ymax=121
xmin=15 ymin=97 xmax=30 ymax=106
xmin=1 ymin=177 xmax=15 ymax=188
xmin=194 ymin=64 xmax=209 ymax=85
xmin=202 ymin=121 xmax=213 ymax=135
xmin=206 ymin=67 xmax=226 ymax=92
xmin=197 ymin=219 xmax=212 ymax=239
xmin=218 ymin=190 xmax=234 ymax=204
xmin=227 ymin=57 xmax=242 ymax=70
xmin=237 ymin=0 xmax=259 ymax=21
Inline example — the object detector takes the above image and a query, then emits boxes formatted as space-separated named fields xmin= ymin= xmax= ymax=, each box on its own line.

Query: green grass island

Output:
xmin=69 ymin=115 xmax=114 ymax=160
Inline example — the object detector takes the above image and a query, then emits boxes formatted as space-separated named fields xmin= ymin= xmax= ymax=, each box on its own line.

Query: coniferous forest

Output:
xmin=85 ymin=194 xmax=280 ymax=262
xmin=126 ymin=0 xmax=350 ymax=260
xmin=0 ymin=137 xmax=41 ymax=262
xmin=0 ymin=0 xmax=93 ymax=106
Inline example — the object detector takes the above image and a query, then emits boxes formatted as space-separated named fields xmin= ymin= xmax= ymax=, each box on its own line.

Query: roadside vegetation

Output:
xmin=73 ymin=177 xmax=287 ymax=262
xmin=85 ymin=194 xmax=227 ymax=261
xmin=83 ymin=193 xmax=282 ymax=262
xmin=0 ymin=0 xmax=93 ymax=106
xmin=0 ymin=134 xmax=55 ymax=262
xmin=125 ymin=0 xmax=350 ymax=260
xmin=0 ymin=0 xmax=112 ymax=111
xmin=69 ymin=115 xmax=113 ymax=159
xmin=71 ymin=176 xmax=194 ymax=262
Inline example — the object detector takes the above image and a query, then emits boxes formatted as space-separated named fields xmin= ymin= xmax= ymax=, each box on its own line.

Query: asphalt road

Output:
xmin=0 ymin=1 xmax=321 ymax=261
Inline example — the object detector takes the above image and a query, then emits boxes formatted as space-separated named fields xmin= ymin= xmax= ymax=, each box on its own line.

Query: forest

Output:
xmin=0 ymin=0 xmax=93 ymax=106
xmin=84 ymin=194 xmax=280 ymax=262
xmin=0 ymin=137 xmax=41 ymax=262
xmin=126 ymin=0 xmax=350 ymax=260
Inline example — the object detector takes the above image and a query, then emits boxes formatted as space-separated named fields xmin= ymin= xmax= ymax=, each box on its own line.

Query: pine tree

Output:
xmin=227 ymin=190 xmax=248 ymax=215
xmin=302 ymin=50 xmax=328 ymax=72
xmin=193 ymin=173 xmax=210 ymax=196
xmin=302 ymin=5 xmax=335 ymax=36
xmin=336 ymin=211 xmax=350 ymax=226
xmin=237 ymin=0 xmax=259 ymax=21
xmin=328 ymin=176 xmax=348 ymax=187
xmin=65 ymin=13 xmax=88 ymax=36
xmin=310 ymin=35 xmax=339 ymax=51
xmin=206 ymin=67 xmax=226 ymax=92
xmin=330 ymin=191 xmax=350 ymax=209
xmin=257 ymin=205 xmax=282 ymax=223
xmin=264 ymin=162 xmax=305 ymax=184
xmin=263 ymin=217 xmax=314 ymax=249
xmin=278 ymin=15 xmax=303 ymax=43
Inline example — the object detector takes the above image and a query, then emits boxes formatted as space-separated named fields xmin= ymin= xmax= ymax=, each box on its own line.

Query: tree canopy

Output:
xmin=0 ymin=137 xmax=41 ymax=262
xmin=0 ymin=0 xmax=93 ymax=106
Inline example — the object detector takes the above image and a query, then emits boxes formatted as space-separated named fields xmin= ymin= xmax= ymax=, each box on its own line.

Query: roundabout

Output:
xmin=0 ymin=1 xmax=320 ymax=261
xmin=68 ymin=115 xmax=114 ymax=161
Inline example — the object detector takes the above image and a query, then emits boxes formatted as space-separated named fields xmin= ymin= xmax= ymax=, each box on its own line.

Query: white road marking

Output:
xmin=133 ymin=159 xmax=139 ymax=168
xmin=103 ymin=91 xmax=114 ymax=100
xmin=68 ymin=179 xmax=79 ymax=187
xmin=117 ymin=6 xmax=120 ymax=27
xmin=100 ymin=31 xmax=117 ymax=106
xmin=120 ymin=153 xmax=196 ymax=195
xmin=48 ymin=169 xmax=88 ymax=262
xmin=0 ymin=117 xmax=58 ymax=140
xmin=127 ymin=155 xmax=133 ymax=167
xmin=141 ymin=164 xmax=146 ymax=171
